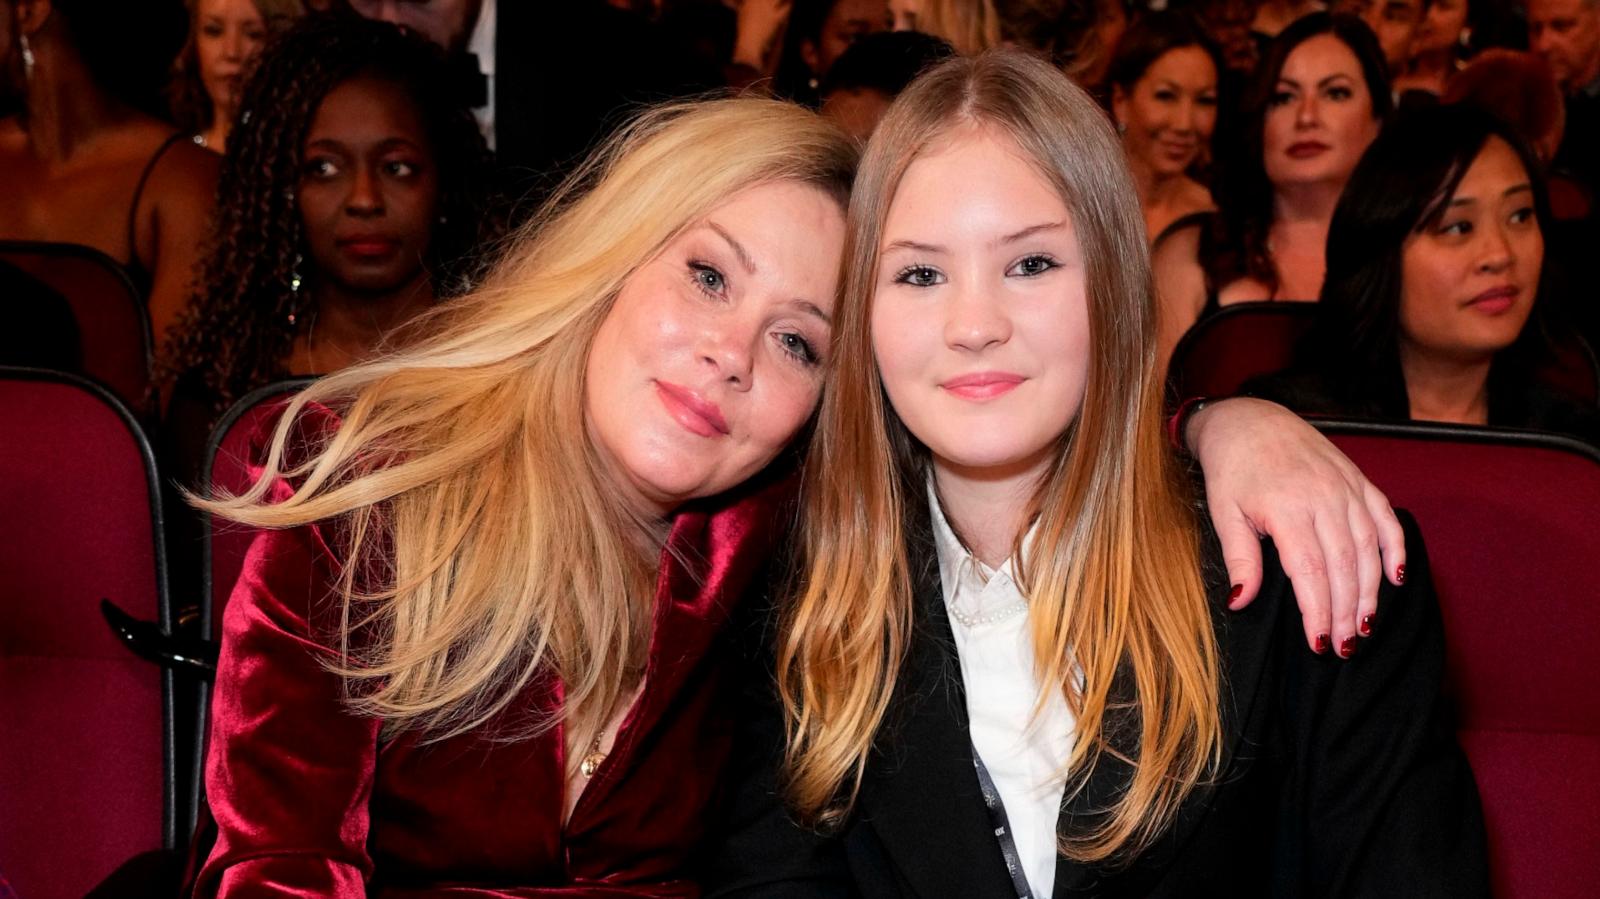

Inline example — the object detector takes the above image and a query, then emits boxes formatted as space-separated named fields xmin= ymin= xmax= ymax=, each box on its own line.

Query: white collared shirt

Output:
xmin=467 ymin=0 xmax=497 ymax=150
xmin=929 ymin=485 xmax=1076 ymax=899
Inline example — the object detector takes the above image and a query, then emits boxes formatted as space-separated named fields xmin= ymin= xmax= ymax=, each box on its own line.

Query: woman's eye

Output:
xmin=1154 ymin=88 xmax=1177 ymax=102
xmin=1009 ymin=254 xmax=1058 ymax=277
xmin=1326 ymin=85 xmax=1354 ymax=101
xmin=385 ymin=160 xmax=418 ymax=178
xmin=1270 ymin=90 xmax=1295 ymax=107
xmin=894 ymin=265 xmax=943 ymax=287
xmin=1198 ymin=92 xmax=1219 ymax=107
xmin=304 ymin=158 xmax=339 ymax=178
xmin=689 ymin=262 xmax=726 ymax=295
xmin=776 ymin=331 xmax=819 ymax=365
xmin=1509 ymin=206 xmax=1536 ymax=225
xmin=1439 ymin=219 xmax=1472 ymax=237
xmin=202 ymin=23 xmax=224 ymax=37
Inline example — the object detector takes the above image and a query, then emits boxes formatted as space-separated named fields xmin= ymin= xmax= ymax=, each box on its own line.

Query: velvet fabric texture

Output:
xmin=193 ymin=408 xmax=795 ymax=896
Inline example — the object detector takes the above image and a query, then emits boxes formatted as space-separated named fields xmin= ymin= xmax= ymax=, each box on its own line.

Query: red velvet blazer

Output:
xmin=193 ymin=431 xmax=794 ymax=897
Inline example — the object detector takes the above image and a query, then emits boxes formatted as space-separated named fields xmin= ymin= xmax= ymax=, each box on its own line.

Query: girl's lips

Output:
xmin=940 ymin=371 xmax=1025 ymax=400
xmin=654 ymin=380 xmax=730 ymax=437
xmin=1467 ymin=286 xmax=1519 ymax=314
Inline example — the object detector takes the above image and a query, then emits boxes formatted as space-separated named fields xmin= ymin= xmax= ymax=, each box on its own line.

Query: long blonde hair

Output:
xmin=779 ymin=49 xmax=1222 ymax=863
xmin=918 ymin=0 xmax=1003 ymax=55
xmin=201 ymin=98 xmax=856 ymax=764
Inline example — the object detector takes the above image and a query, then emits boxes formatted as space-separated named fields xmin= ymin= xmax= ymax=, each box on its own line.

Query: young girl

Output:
xmin=709 ymin=49 xmax=1486 ymax=897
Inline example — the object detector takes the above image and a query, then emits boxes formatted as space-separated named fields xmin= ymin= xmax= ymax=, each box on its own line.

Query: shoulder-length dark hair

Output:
xmin=1207 ymin=12 xmax=1391 ymax=294
xmin=1302 ymin=103 xmax=1557 ymax=410
xmin=1105 ymin=9 xmax=1222 ymax=97
xmin=160 ymin=12 xmax=499 ymax=415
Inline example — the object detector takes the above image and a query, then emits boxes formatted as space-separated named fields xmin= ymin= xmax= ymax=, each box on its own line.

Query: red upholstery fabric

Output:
xmin=0 ymin=241 xmax=153 ymax=412
xmin=0 ymin=370 xmax=169 ymax=899
xmin=1168 ymin=302 xmax=1315 ymax=403
xmin=1321 ymin=422 xmax=1600 ymax=899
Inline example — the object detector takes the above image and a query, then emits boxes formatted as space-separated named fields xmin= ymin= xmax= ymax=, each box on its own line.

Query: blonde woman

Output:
xmin=708 ymin=51 xmax=1486 ymax=897
xmin=196 ymin=95 xmax=1414 ymax=892
xmin=916 ymin=0 xmax=1002 ymax=54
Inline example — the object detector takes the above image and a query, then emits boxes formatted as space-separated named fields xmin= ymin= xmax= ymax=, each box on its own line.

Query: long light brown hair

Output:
xmin=200 ymin=98 xmax=856 ymax=766
xmin=779 ymin=49 xmax=1222 ymax=863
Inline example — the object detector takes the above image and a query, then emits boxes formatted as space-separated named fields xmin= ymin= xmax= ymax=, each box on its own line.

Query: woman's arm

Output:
xmin=1186 ymin=398 xmax=1407 ymax=655
xmin=193 ymin=510 xmax=379 ymax=897
xmin=143 ymin=141 xmax=219 ymax=349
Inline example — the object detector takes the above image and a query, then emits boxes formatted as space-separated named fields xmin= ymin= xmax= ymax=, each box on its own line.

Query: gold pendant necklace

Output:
xmin=580 ymin=732 xmax=606 ymax=779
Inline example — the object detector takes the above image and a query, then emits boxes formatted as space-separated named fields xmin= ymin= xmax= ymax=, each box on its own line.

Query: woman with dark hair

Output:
xmin=775 ymin=0 xmax=893 ymax=105
xmin=0 ymin=0 xmax=219 ymax=346
xmin=1107 ymin=10 xmax=1223 ymax=242
xmin=159 ymin=12 xmax=497 ymax=431
xmin=167 ymin=0 xmax=300 ymax=153
xmin=1394 ymin=0 xmax=1470 ymax=97
xmin=1250 ymin=103 xmax=1600 ymax=441
xmin=1153 ymin=12 xmax=1390 ymax=358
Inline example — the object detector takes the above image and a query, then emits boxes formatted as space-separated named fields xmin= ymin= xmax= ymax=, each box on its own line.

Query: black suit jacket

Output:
xmin=705 ymin=512 xmax=1488 ymax=898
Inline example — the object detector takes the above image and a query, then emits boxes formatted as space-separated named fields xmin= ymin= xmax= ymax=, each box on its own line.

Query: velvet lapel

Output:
xmin=856 ymin=523 xmax=1020 ymax=899
xmin=567 ymin=473 xmax=796 ymax=828
xmin=1051 ymin=556 xmax=1284 ymax=897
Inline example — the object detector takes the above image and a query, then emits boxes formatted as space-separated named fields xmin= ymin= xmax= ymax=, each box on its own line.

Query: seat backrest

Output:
xmin=1168 ymin=301 xmax=1316 ymax=403
xmin=0 ymin=241 xmax=153 ymax=413
xmin=0 ymin=367 xmax=173 ymax=899
xmin=185 ymin=378 xmax=313 ymax=840
xmin=1318 ymin=419 xmax=1600 ymax=899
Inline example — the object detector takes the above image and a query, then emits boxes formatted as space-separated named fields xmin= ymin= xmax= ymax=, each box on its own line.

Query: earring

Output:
xmin=287 ymin=253 xmax=304 ymax=326
xmin=1116 ymin=120 xmax=1127 ymax=136
xmin=19 ymin=34 xmax=35 ymax=83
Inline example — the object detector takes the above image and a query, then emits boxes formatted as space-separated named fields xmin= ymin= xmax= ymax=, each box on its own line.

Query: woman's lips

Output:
xmin=654 ymin=380 xmax=730 ymax=437
xmin=1286 ymin=141 xmax=1330 ymax=159
xmin=1466 ymin=285 xmax=1519 ymax=315
xmin=940 ymin=371 xmax=1025 ymax=400
xmin=337 ymin=236 xmax=401 ymax=259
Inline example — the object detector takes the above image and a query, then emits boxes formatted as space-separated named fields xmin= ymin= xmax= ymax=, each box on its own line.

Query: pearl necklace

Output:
xmin=947 ymin=598 xmax=1029 ymax=629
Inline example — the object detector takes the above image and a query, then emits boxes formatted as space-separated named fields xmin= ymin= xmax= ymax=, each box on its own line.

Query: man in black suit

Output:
xmin=349 ymin=0 xmax=719 ymax=200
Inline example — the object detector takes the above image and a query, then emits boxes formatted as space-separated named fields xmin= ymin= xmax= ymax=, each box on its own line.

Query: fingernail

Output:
xmin=1314 ymin=633 xmax=1332 ymax=654
xmin=1359 ymin=614 xmax=1375 ymax=637
xmin=1338 ymin=636 xmax=1359 ymax=659
xmin=1396 ymin=564 xmax=1406 ymax=584
xmin=1228 ymin=583 xmax=1244 ymax=604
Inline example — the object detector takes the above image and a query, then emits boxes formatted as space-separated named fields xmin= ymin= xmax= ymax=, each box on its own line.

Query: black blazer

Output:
xmin=705 ymin=512 xmax=1488 ymax=898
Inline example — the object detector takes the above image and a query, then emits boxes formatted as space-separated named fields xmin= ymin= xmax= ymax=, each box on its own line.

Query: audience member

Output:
xmin=1529 ymin=0 xmax=1600 ymax=225
xmin=159 ymin=13 xmax=496 ymax=458
xmin=776 ymin=0 xmax=893 ymax=105
xmin=819 ymin=29 xmax=954 ymax=141
xmin=1107 ymin=11 xmax=1223 ymax=242
xmin=0 ymin=0 xmax=219 ymax=345
xmin=349 ymin=0 xmax=715 ymax=193
xmin=1187 ymin=0 xmax=1265 ymax=73
xmin=916 ymin=0 xmax=1001 ymax=53
xmin=1153 ymin=13 xmax=1389 ymax=358
xmin=1250 ymin=104 xmax=1600 ymax=442
xmin=1330 ymin=0 xmax=1423 ymax=72
xmin=891 ymin=0 xmax=921 ymax=29
xmin=1443 ymin=49 xmax=1566 ymax=162
xmin=1395 ymin=0 xmax=1471 ymax=97
xmin=167 ymin=0 xmax=300 ymax=153
xmin=1252 ymin=0 xmax=1326 ymax=39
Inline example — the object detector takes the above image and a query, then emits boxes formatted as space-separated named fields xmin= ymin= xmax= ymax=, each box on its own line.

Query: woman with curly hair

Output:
xmin=167 ymin=0 xmax=301 ymax=153
xmin=159 ymin=12 xmax=497 ymax=461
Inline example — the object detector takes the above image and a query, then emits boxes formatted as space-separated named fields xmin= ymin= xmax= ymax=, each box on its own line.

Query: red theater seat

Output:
xmin=0 ymin=241 xmax=153 ymax=413
xmin=1318 ymin=419 xmax=1600 ymax=899
xmin=0 ymin=367 xmax=173 ymax=899
xmin=185 ymin=379 xmax=312 ymax=843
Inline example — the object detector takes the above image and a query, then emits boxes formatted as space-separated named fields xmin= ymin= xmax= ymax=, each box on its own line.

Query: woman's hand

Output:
xmin=1187 ymin=398 xmax=1406 ymax=656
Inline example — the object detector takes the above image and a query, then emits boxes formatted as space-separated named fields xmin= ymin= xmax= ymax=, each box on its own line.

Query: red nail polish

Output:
xmin=1229 ymin=583 xmax=1244 ymax=603
xmin=1359 ymin=614 xmax=1374 ymax=636
xmin=1339 ymin=636 xmax=1358 ymax=659
xmin=1314 ymin=633 xmax=1332 ymax=654
xmin=1396 ymin=564 xmax=1406 ymax=584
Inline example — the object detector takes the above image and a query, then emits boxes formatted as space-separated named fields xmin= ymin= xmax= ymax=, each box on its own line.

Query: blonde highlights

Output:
xmin=201 ymin=98 xmax=856 ymax=764
xmin=779 ymin=50 xmax=1222 ymax=862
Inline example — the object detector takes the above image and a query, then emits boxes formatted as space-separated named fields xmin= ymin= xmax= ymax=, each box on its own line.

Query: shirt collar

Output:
xmin=468 ymin=0 xmax=496 ymax=76
xmin=927 ymin=477 xmax=1039 ymax=605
